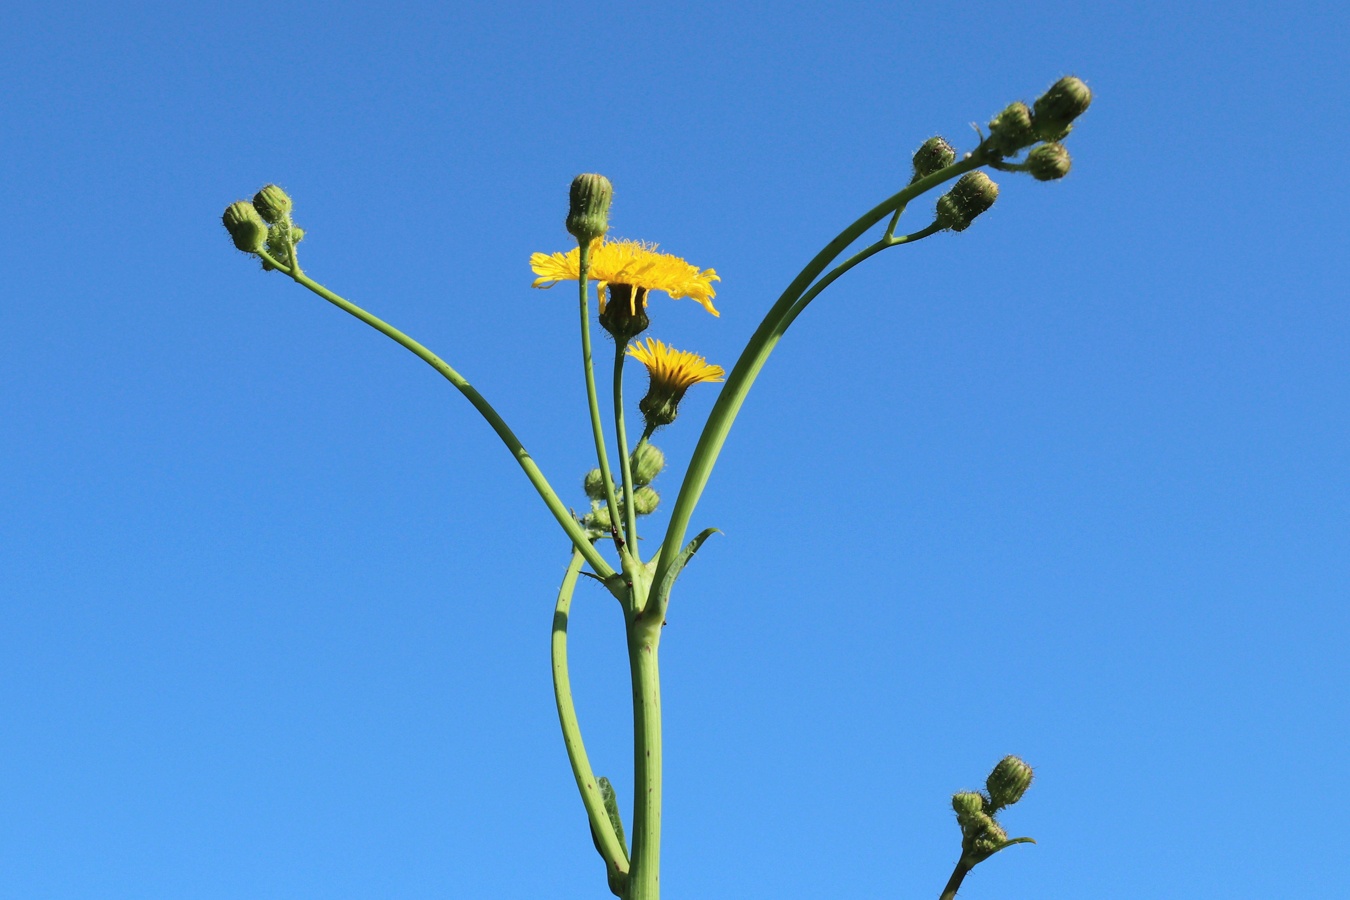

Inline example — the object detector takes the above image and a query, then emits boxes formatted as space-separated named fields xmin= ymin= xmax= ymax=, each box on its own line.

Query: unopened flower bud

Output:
xmin=633 ymin=485 xmax=660 ymax=516
xmin=912 ymin=136 xmax=957 ymax=182
xmin=1026 ymin=143 xmax=1072 ymax=181
xmin=252 ymin=184 xmax=293 ymax=224
xmin=584 ymin=469 xmax=606 ymax=501
xmin=986 ymin=755 xmax=1034 ymax=810
xmin=952 ymin=791 xmax=987 ymax=826
xmin=1033 ymin=76 xmax=1092 ymax=141
xmin=587 ymin=503 xmax=612 ymax=531
xmin=566 ymin=173 xmax=613 ymax=244
xmin=222 ymin=201 xmax=268 ymax=253
xmin=989 ymin=102 xmax=1035 ymax=156
xmin=971 ymin=820 xmax=1009 ymax=855
xmin=630 ymin=443 xmax=665 ymax=487
xmin=936 ymin=171 xmax=999 ymax=232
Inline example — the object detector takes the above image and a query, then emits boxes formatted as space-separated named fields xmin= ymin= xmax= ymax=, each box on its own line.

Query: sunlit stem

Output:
xmin=613 ymin=344 xmax=640 ymax=562
xmin=625 ymin=615 xmax=663 ymax=900
xmin=552 ymin=548 xmax=630 ymax=887
xmin=939 ymin=860 xmax=973 ymax=900
xmin=578 ymin=244 xmax=628 ymax=556
xmin=259 ymin=249 xmax=617 ymax=582
xmin=651 ymin=152 xmax=987 ymax=607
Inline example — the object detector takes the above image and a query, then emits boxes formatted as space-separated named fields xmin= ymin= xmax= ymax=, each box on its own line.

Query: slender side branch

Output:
xmin=651 ymin=153 xmax=987 ymax=606
xmin=552 ymin=548 xmax=630 ymax=884
xmin=613 ymin=344 xmax=640 ymax=556
xmin=578 ymin=244 xmax=627 ymax=553
xmin=262 ymin=253 xmax=616 ymax=581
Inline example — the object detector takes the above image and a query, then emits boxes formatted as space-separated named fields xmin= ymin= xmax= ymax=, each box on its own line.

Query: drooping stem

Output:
xmin=264 ymin=254 xmax=617 ymax=581
xmin=625 ymin=617 xmax=663 ymax=899
xmin=552 ymin=548 xmax=630 ymax=886
xmin=578 ymin=243 xmax=627 ymax=554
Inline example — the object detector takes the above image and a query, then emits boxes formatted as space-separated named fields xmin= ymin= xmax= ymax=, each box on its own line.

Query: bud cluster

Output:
xmin=221 ymin=184 xmax=304 ymax=272
xmin=580 ymin=443 xmax=667 ymax=535
xmin=950 ymin=756 xmax=1035 ymax=865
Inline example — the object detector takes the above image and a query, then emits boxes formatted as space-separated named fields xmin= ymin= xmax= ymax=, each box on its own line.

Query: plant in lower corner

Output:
xmin=221 ymin=76 xmax=1092 ymax=899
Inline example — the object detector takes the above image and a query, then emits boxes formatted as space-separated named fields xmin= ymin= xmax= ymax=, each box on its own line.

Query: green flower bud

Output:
xmin=1033 ymin=76 xmax=1092 ymax=141
xmin=971 ymin=820 xmax=1009 ymax=855
xmin=222 ymin=201 xmax=268 ymax=253
xmin=936 ymin=171 xmax=999 ymax=232
xmin=952 ymin=791 xmax=987 ymax=826
xmin=587 ymin=502 xmax=612 ymax=531
xmin=911 ymin=136 xmax=957 ymax=182
xmin=986 ymin=755 xmax=1034 ymax=810
xmin=630 ymin=443 xmax=665 ymax=487
xmin=1025 ymin=143 xmax=1072 ymax=181
xmin=599 ymin=284 xmax=650 ymax=342
xmin=252 ymin=184 xmax=294 ymax=224
xmin=584 ymin=469 xmax=606 ymax=501
xmin=633 ymin=485 xmax=660 ymax=516
xmin=989 ymin=102 xmax=1035 ymax=156
xmin=566 ymin=173 xmax=613 ymax=244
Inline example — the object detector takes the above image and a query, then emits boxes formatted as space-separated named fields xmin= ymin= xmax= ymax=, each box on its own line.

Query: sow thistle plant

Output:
xmin=222 ymin=76 xmax=1092 ymax=899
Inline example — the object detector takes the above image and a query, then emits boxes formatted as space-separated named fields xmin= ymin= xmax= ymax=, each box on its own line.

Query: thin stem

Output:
xmin=578 ymin=244 xmax=628 ymax=554
xmin=939 ymin=860 xmax=973 ymax=900
xmin=651 ymin=153 xmax=985 ymax=608
xmin=552 ymin=548 xmax=630 ymax=883
xmin=613 ymin=343 xmax=640 ymax=557
xmin=262 ymin=252 xmax=616 ymax=582
xmin=625 ymin=617 xmax=663 ymax=900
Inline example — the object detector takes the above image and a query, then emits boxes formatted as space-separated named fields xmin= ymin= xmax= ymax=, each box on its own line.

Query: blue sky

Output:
xmin=2 ymin=1 xmax=1347 ymax=897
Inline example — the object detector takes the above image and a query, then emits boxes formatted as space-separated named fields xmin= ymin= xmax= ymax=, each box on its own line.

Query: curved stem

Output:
xmin=626 ymin=616 xmax=663 ymax=899
xmin=650 ymin=154 xmax=984 ymax=608
xmin=264 ymin=253 xmax=616 ymax=581
xmin=613 ymin=343 xmax=640 ymax=558
xmin=552 ymin=548 xmax=630 ymax=882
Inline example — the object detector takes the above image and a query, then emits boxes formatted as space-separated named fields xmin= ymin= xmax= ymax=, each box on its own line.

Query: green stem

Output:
xmin=263 ymin=253 xmax=617 ymax=582
xmin=552 ymin=548 xmax=630 ymax=885
xmin=626 ymin=616 xmax=663 ymax=900
xmin=613 ymin=343 xmax=640 ymax=559
xmin=939 ymin=860 xmax=973 ymax=900
xmin=578 ymin=244 xmax=628 ymax=554
xmin=650 ymin=153 xmax=986 ymax=607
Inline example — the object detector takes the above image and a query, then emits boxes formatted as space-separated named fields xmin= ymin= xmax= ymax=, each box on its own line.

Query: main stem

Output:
xmin=626 ymin=617 xmax=663 ymax=899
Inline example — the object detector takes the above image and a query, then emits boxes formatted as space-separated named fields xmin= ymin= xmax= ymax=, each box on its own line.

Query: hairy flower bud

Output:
xmin=986 ymin=755 xmax=1034 ymax=810
xmin=630 ymin=443 xmax=665 ymax=487
xmin=252 ymin=184 xmax=294 ymax=224
xmin=566 ymin=173 xmax=613 ymax=244
xmin=936 ymin=171 xmax=999 ymax=232
xmin=989 ymin=102 xmax=1035 ymax=156
xmin=587 ymin=502 xmax=612 ymax=531
xmin=584 ymin=468 xmax=606 ymax=501
xmin=912 ymin=136 xmax=957 ymax=182
xmin=222 ymin=201 xmax=268 ymax=253
xmin=952 ymin=791 xmax=987 ymax=826
xmin=1033 ymin=76 xmax=1092 ymax=141
xmin=1026 ymin=143 xmax=1072 ymax=181
xmin=633 ymin=485 xmax=660 ymax=516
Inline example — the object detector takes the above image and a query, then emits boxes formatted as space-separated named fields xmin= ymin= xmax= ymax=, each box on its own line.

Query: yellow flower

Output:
xmin=530 ymin=239 xmax=721 ymax=318
xmin=626 ymin=338 xmax=725 ymax=428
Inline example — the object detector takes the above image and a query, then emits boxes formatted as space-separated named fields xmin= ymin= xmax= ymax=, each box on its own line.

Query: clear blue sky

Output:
xmin=2 ymin=1 xmax=1346 ymax=897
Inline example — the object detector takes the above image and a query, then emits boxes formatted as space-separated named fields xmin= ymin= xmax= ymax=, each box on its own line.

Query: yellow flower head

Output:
xmin=626 ymin=338 xmax=725 ymax=428
xmin=530 ymin=239 xmax=721 ymax=318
